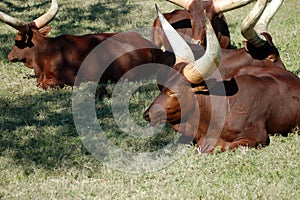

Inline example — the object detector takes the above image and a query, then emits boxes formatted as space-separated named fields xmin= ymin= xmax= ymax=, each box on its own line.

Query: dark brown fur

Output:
xmin=8 ymin=25 xmax=175 ymax=89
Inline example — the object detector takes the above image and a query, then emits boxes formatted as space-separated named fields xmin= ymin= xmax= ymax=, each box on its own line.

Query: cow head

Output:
xmin=240 ymin=0 xmax=284 ymax=67
xmin=0 ymin=0 xmax=57 ymax=66
xmin=144 ymin=5 xmax=221 ymax=131
xmin=8 ymin=25 xmax=52 ymax=67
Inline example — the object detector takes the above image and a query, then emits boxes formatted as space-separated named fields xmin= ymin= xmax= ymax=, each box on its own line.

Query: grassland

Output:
xmin=0 ymin=0 xmax=299 ymax=199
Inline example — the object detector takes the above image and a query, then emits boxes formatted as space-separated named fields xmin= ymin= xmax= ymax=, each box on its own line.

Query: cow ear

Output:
xmin=242 ymin=40 xmax=249 ymax=52
xmin=260 ymin=32 xmax=275 ymax=47
xmin=39 ymin=26 xmax=52 ymax=36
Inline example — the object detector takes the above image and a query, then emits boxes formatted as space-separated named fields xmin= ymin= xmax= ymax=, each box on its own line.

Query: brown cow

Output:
xmin=143 ymin=3 xmax=299 ymax=153
xmin=0 ymin=0 xmax=174 ymax=89
xmin=152 ymin=9 xmax=231 ymax=49
xmin=155 ymin=0 xmax=286 ymax=85
xmin=155 ymin=0 xmax=256 ymax=48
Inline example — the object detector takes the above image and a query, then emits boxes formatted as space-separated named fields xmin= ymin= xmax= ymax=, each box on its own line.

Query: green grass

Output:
xmin=0 ymin=0 xmax=299 ymax=199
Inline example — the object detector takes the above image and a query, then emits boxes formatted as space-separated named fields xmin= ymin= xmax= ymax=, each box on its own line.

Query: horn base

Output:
xmin=183 ymin=64 xmax=205 ymax=84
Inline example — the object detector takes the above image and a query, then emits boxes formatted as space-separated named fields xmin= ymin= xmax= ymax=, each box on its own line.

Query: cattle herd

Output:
xmin=0 ymin=0 xmax=299 ymax=153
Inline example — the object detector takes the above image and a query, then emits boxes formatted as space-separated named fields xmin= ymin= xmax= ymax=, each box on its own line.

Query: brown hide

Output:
xmin=143 ymin=63 xmax=300 ymax=152
xmin=175 ymin=32 xmax=286 ymax=83
xmin=8 ymin=27 xmax=175 ymax=89
xmin=218 ymin=33 xmax=286 ymax=80
xmin=152 ymin=9 xmax=230 ymax=49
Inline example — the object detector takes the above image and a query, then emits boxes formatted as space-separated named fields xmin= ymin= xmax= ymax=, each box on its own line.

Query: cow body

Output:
xmin=1 ymin=0 xmax=175 ymax=89
xmin=218 ymin=34 xmax=286 ymax=79
xmin=176 ymin=34 xmax=286 ymax=83
xmin=144 ymin=3 xmax=298 ymax=153
xmin=8 ymin=27 xmax=174 ymax=89
xmin=144 ymin=64 xmax=300 ymax=152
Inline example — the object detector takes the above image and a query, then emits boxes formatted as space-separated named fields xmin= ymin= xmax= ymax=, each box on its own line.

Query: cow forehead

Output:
xmin=160 ymin=74 xmax=193 ymax=94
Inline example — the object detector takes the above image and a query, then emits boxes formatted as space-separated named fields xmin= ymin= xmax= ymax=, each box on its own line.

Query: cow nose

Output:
xmin=143 ymin=104 xmax=167 ymax=126
xmin=143 ymin=110 xmax=150 ymax=122
xmin=8 ymin=53 xmax=14 ymax=61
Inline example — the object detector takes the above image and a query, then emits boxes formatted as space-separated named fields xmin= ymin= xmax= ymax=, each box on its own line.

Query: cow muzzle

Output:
xmin=8 ymin=50 xmax=17 ymax=62
xmin=143 ymin=104 xmax=167 ymax=126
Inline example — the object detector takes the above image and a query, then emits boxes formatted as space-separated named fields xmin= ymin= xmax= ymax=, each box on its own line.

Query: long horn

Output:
xmin=241 ymin=0 xmax=268 ymax=47
xmin=166 ymin=0 xmax=255 ymax=13
xmin=165 ymin=0 xmax=193 ymax=10
xmin=255 ymin=0 xmax=284 ymax=34
xmin=156 ymin=4 xmax=195 ymax=63
xmin=33 ymin=0 xmax=58 ymax=29
xmin=213 ymin=0 xmax=255 ymax=13
xmin=0 ymin=11 xmax=29 ymax=33
xmin=183 ymin=13 xmax=221 ymax=84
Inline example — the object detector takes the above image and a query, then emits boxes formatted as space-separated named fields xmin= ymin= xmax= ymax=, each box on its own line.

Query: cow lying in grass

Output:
xmin=144 ymin=2 xmax=299 ymax=153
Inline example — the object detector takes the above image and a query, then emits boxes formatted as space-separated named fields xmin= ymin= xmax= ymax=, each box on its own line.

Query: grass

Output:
xmin=0 ymin=0 xmax=299 ymax=199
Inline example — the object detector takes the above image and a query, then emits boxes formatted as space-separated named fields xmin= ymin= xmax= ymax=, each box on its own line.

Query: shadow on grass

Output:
xmin=0 ymin=82 xmax=175 ymax=172
xmin=0 ymin=33 xmax=15 ymax=61
xmin=0 ymin=90 xmax=89 ymax=170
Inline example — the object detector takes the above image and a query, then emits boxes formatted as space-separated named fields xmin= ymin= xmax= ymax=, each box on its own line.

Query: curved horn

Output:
xmin=33 ymin=0 xmax=58 ymax=29
xmin=0 ymin=11 xmax=29 ymax=33
xmin=165 ymin=0 xmax=193 ymax=10
xmin=255 ymin=0 xmax=284 ymax=34
xmin=183 ymin=13 xmax=221 ymax=84
xmin=213 ymin=0 xmax=255 ymax=13
xmin=156 ymin=4 xmax=195 ymax=63
xmin=166 ymin=0 xmax=256 ymax=13
xmin=241 ymin=0 xmax=268 ymax=47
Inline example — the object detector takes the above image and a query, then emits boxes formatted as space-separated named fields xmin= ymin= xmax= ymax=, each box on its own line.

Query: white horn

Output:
xmin=166 ymin=0 xmax=256 ymax=13
xmin=165 ymin=0 xmax=193 ymax=10
xmin=255 ymin=0 xmax=284 ymax=34
xmin=156 ymin=4 xmax=195 ymax=63
xmin=241 ymin=0 xmax=268 ymax=47
xmin=183 ymin=13 xmax=221 ymax=84
xmin=33 ymin=0 xmax=58 ymax=29
xmin=213 ymin=0 xmax=255 ymax=13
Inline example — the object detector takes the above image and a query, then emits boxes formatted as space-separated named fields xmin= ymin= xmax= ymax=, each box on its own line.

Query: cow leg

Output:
xmin=227 ymin=130 xmax=270 ymax=150
xmin=204 ymin=125 xmax=270 ymax=153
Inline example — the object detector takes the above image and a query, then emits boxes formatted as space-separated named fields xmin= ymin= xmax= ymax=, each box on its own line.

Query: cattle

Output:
xmin=143 ymin=2 xmax=300 ymax=153
xmin=155 ymin=0 xmax=286 ymax=84
xmin=152 ymin=0 xmax=255 ymax=49
xmin=152 ymin=9 xmax=230 ymax=49
xmin=0 ymin=0 xmax=174 ymax=89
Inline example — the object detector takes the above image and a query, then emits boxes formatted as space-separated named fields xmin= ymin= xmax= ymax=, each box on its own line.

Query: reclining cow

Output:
xmin=155 ymin=0 xmax=286 ymax=84
xmin=143 ymin=2 xmax=299 ymax=153
xmin=0 ymin=0 xmax=174 ymax=89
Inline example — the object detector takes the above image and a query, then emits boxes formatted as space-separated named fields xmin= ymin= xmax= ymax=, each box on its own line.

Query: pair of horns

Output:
xmin=166 ymin=0 xmax=255 ymax=13
xmin=240 ymin=0 xmax=284 ymax=47
xmin=255 ymin=0 xmax=284 ymax=34
xmin=156 ymin=4 xmax=221 ymax=84
xmin=167 ymin=0 xmax=283 ymax=48
xmin=0 ymin=0 xmax=58 ymax=33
